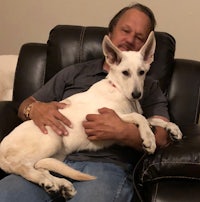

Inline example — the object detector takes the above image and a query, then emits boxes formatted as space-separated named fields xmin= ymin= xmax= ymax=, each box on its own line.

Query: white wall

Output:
xmin=1 ymin=0 xmax=200 ymax=60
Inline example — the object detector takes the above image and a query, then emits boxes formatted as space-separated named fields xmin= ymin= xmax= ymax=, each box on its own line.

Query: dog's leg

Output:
xmin=11 ymin=163 xmax=76 ymax=199
xmin=120 ymin=112 xmax=156 ymax=154
xmin=38 ymin=169 xmax=77 ymax=199
xmin=148 ymin=117 xmax=182 ymax=140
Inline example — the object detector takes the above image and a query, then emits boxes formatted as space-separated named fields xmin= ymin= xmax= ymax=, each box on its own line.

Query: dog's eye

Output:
xmin=138 ymin=70 xmax=145 ymax=76
xmin=122 ymin=70 xmax=130 ymax=76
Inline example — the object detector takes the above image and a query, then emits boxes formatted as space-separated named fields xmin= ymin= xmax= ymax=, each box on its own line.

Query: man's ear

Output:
xmin=102 ymin=35 xmax=122 ymax=66
xmin=139 ymin=31 xmax=156 ymax=65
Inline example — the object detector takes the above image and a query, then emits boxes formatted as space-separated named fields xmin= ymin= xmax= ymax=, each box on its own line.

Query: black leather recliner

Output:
xmin=0 ymin=25 xmax=200 ymax=202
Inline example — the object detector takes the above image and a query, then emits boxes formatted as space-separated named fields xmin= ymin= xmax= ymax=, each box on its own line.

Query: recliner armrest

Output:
xmin=0 ymin=101 xmax=22 ymax=141
xmin=140 ymin=125 xmax=200 ymax=183
xmin=168 ymin=59 xmax=200 ymax=125
xmin=0 ymin=101 xmax=21 ymax=179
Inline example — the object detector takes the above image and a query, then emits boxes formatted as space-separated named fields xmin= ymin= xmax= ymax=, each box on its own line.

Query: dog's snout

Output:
xmin=132 ymin=91 xmax=141 ymax=99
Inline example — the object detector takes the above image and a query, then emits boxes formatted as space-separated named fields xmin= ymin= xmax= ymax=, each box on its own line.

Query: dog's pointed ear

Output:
xmin=139 ymin=31 xmax=156 ymax=65
xmin=102 ymin=35 xmax=122 ymax=66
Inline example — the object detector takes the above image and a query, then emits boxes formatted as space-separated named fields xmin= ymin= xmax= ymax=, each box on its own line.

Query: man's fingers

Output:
xmin=87 ymin=135 xmax=98 ymax=141
xmin=98 ymin=107 xmax=114 ymax=114
xmin=51 ymin=124 xmax=68 ymax=136
xmin=34 ymin=114 xmax=69 ymax=136
xmin=34 ymin=120 xmax=48 ymax=134
xmin=30 ymin=101 xmax=73 ymax=136
xmin=40 ymin=125 xmax=48 ymax=134
xmin=55 ymin=112 xmax=73 ymax=128
xmin=47 ymin=116 xmax=69 ymax=136
xmin=56 ymin=102 xmax=67 ymax=109
xmin=85 ymin=114 xmax=99 ymax=122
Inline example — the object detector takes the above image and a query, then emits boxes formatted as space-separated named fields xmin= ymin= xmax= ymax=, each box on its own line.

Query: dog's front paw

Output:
xmin=166 ymin=122 xmax=183 ymax=140
xmin=142 ymin=132 xmax=156 ymax=154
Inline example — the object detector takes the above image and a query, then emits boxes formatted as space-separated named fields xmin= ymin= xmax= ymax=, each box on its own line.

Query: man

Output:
xmin=0 ymin=3 xmax=171 ymax=202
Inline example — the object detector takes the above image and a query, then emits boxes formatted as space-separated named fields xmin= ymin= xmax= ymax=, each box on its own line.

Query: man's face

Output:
xmin=109 ymin=8 xmax=152 ymax=51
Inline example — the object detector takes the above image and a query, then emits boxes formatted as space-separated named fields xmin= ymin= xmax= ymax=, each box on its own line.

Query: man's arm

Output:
xmin=18 ymin=96 xmax=72 ymax=135
xmin=83 ymin=108 xmax=171 ymax=151
xmin=18 ymin=96 xmax=37 ymax=121
xmin=149 ymin=115 xmax=171 ymax=148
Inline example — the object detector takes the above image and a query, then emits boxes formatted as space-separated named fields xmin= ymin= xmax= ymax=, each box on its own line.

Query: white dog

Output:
xmin=0 ymin=32 xmax=182 ymax=199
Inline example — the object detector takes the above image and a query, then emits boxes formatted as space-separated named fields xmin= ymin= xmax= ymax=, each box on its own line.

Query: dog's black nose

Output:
xmin=132 ymin=91 xmax=141 ymax=99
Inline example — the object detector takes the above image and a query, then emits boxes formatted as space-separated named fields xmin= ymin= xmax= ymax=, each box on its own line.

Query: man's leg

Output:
xmin=0 ymin=161 xmax=134 ymax=202
xmin=0 ymin=174 xmax=60 ymax=202
xmin=66 ymin=161 xmax=134 ymax=202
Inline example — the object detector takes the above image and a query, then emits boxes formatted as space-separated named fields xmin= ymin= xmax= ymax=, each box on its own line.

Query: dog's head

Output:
xmin=102 ymin=31 xmax=156 ymax=101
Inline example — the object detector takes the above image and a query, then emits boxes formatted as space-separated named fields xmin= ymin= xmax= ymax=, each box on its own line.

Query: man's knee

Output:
xmin=0 ymin=174 xmax=51 ymax=202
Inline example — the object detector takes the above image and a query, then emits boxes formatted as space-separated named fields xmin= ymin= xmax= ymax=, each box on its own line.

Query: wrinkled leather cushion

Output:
xmin=13 ymin=43 xmax=47 ymax=103
xmin=149 ymin=32 xmax=175 ymax=92
xmin=168 ymin=59 xmax=200 ymax=125
xmin=46 ymin=25 xmax=175 ymax=92
xmin=46 ymin=25 xmax=107 ymax=82
xmin=140 ymin=125 xmax=200 ymax=183
xmin=145 ymin=180 xmax=200 ymax=202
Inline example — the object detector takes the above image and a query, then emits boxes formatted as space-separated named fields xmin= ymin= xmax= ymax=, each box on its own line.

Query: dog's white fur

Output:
xmin=0 ymin=32 xmax=182 ymax=199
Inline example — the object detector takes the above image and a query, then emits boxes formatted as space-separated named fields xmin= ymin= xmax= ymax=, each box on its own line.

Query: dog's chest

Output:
xmin=61 ymin=80 xmax=135 ymax=116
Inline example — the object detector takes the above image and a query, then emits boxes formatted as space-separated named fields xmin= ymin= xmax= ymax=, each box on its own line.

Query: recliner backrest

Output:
xmin=13 ymin=25 xmax=175 ymax=102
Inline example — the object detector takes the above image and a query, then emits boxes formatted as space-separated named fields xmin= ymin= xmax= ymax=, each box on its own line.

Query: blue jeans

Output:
xmin=0 ymin=160 xmax=134 ymax=202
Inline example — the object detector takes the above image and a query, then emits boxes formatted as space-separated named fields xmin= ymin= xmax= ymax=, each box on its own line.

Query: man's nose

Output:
xmin=125 ymin=35 xmax=136 ymax=50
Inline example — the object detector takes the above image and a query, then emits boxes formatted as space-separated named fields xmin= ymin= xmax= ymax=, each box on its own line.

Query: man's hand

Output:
xmin=28 ymin=100 xmax=72 ymax=135
xmin=82 ymin=107 xmax=126 ymax=141
xmin=82 ymin=108 xmax=171 ymax=150
xmin=82 ymin=107 xmax=144 ymax=150
xmin=151 ymin=116 xmax=172 ymax=148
